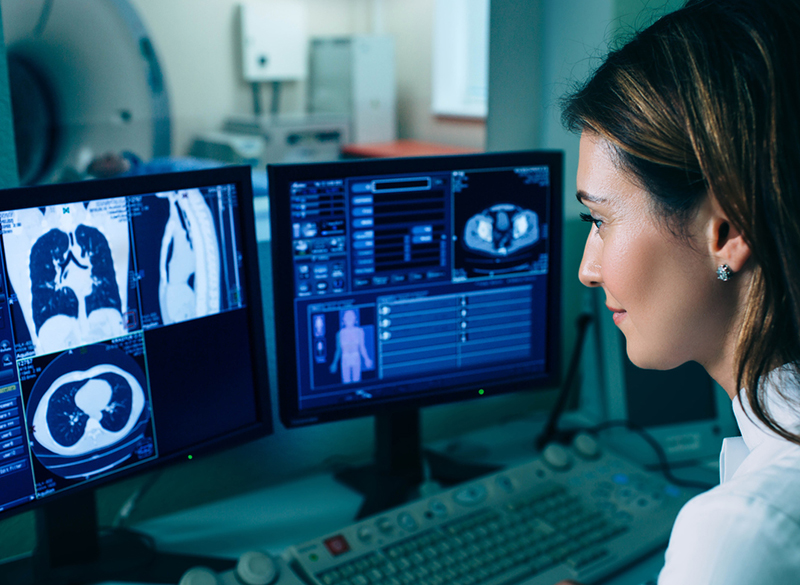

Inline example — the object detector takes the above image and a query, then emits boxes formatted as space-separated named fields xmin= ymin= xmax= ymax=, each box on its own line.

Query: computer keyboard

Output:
xmin=282 ymin=435 xmax=697 ymax=585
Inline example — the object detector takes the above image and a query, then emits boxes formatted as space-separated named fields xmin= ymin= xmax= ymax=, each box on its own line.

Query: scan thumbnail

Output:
xmin=3 ymin=198 xmax=131 ymax=358
xmin=133 ymin=189 xmax=223 ymax=329
xmin=23 ymin=339 xmax=153 ymax=488
xmin=311 ymin=306 xmax=376 ymax=388
xmin=453 ymin=169 xmax=549 ymax=279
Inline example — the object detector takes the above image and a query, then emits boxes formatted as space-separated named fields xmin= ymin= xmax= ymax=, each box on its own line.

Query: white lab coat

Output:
xmin=658 ymin=366 xmax=800 ymax=584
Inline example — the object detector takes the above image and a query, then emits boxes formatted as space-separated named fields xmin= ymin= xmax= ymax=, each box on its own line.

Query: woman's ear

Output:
xmin=705 ymin=197 xmax=751 ymax=272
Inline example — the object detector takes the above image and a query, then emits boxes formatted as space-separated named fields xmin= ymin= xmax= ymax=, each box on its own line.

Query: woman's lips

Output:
xmin=607 ymin=304 xmax=627 ymax=325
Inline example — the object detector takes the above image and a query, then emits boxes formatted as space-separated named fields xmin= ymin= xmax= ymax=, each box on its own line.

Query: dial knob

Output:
xmin=542 ymin=443 xmax=573 ymax=470
xmin=236 ymin=551 xmax=279 ymax=585
xmin=179 ymin=567 xmax=220 ymax=585
xmin=572 ymin=432 xmax=601 ymax=459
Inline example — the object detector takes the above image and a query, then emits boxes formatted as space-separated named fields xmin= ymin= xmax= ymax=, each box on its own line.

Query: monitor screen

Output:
xmin=0 ymin=166 xmax=271 ymax=521
xmin=269 ymin=152 xmax=562 ymax=428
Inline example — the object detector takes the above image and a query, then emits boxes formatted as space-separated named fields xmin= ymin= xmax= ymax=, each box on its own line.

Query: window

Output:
xmin=432 ymin=0 xmax=490 ymax=118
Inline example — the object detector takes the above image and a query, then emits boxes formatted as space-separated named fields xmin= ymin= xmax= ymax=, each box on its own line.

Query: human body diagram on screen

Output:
xmin=329 ymin=308 xmax=373 ymax=383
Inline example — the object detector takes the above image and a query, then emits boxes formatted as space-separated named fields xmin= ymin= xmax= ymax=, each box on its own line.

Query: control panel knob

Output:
xmin=453 ymin=484 xmax=488 ymax=506
xmin=236 ymin=551 xmax=279 ymax=585
xmin=377 ymin=517 xmax=396 ymax=534
xmin=542 ymin=443 xmax=573 ymax=471
xmin=179 ymin=567 xmax=221 ymax=585
xmin=572 ymin=432 xmax=601 ymax=459
xmin=356 ymin=525 xmax=374 ymax=543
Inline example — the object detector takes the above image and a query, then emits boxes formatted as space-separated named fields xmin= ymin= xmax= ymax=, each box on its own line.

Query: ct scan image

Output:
xmin=132 ymin=189 xmax=222 ymax=329
xmin=3 ymin=198 xmax=131 ymax=358
xmin=22 ymin=337 xmax=153 ymax=493
xmin=452 ymin=169 xmax=549 ymax=280
xmin=462 ymin=203 xmax=540 ymax=259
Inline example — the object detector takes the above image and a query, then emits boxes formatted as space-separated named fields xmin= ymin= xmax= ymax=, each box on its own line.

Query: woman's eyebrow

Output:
xmin=576 ymin=190 xmax=608 ymax=205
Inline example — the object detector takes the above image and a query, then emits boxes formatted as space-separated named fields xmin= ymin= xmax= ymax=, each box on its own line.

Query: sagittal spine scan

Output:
xmin=156 ymin=189 xmax=220 ymax=324
xmin=3 ymin=199 xmax=129 ymax=357
xmin=30 ymin=356 xmax=149 ymax=479
xmin=463 ymin=203 xmax=540 ymax=257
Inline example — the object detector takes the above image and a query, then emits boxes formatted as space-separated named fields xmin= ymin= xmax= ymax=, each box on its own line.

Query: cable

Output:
xmin=533 ymin=310 xmax=715 ymax=491
xmin=587 ymin=419 xmax=716 ymax=490
xmin=271 ymin=81 xmax=282 ymax=116
xmin=112 ymin=470 xmax=163 ymax=528
xmin=252 ymin=82 xmax=263 ymax=116
xmin=535 ymin=311 xmax=594 ymax=450
xmin=33 ymin=0 xmax=55 ymax=37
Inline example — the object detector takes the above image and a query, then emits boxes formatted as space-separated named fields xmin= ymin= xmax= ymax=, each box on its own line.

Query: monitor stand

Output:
xmin=0 ymin=490 xmax=235 ymax=585
xmin=334 ymin=408 xmax=501 ymax=519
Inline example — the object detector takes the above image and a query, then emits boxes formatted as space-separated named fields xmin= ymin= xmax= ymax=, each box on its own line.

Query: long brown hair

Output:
xmin=563 ymin=0 xmax=800 ymax=444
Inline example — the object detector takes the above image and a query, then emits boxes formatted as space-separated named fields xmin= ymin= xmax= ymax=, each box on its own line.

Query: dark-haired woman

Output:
xmin=556 ymin=1 xmax=800 ymax=583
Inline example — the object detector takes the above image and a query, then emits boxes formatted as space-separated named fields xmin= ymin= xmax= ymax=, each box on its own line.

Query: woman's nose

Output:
xmin=578 ymin=234 xmax=602 ymax=287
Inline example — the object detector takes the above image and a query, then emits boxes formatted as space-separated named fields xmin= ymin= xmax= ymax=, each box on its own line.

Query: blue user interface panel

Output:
xmin=0 ymin=176 xmax=264 ymax=515
xmin=278 ymin=156 xmax=560 ymax=419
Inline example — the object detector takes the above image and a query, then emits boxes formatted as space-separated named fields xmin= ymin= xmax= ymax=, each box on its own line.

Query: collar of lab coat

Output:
xmin=720 ymin=365 xmax=800 ymax=483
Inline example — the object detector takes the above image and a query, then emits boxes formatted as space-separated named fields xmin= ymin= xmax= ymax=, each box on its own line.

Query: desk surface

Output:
xmin=134 ymin=464 xmax=669 ymax=585
xmin=128 ymin=418 xmax=719 ymax=585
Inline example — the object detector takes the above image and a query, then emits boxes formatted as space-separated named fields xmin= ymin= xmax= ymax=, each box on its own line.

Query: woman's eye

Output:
xmin=580 ymin=212 xmax=603 ymax=229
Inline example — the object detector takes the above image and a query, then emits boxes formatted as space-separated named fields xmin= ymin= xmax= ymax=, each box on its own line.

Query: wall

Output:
xmin=382 ymin=0 xmax=486 ymax=149
xmin=130 ymin=0 xmax=485 ymax=156
xmin=614 ymin=0 xmax=683 ymax=33
xmin=130 ymin=0 xmax=375 ymax=155
xmin=0 ymin=6 xmax=16 ymax=188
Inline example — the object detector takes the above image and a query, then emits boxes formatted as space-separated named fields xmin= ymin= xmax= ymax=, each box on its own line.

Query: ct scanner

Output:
xmin=2 ymin=0 xmax=171 ymax=185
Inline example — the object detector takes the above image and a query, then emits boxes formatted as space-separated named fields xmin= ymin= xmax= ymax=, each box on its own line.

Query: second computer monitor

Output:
xmin=269 ymin=151 xmax=563 ymax=427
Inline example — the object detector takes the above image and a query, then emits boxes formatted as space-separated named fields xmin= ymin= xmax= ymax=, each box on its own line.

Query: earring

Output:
xmin=716 ymin=264 xmax=734 ymax=282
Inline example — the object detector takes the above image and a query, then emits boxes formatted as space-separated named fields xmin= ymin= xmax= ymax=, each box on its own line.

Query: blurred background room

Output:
xmin=2 ymin=2 xmax=723 ymax=581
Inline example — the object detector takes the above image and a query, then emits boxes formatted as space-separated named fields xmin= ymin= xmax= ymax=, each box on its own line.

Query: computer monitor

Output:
xmin=269 ymin=151 xmax=562 ymax=515
xmin=578 ymin=287 xmax=738 ymax=467
xmin=0 ymin=166 xmax=271 ymax=584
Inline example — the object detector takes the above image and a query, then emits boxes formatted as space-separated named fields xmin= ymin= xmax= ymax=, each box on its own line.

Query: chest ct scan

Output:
xmin=3 ymin=200 xmax=129 ymax=357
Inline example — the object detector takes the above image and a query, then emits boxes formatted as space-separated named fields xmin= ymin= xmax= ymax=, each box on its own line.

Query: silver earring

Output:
xmin=716 ymin=264 xmax=734 ymax=281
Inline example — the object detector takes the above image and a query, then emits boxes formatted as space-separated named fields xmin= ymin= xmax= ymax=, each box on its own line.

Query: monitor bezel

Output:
xmin=269 ymin=151 xmax=563 ymax=428
xmin=0 ymin=165 xmax=272 ymax=521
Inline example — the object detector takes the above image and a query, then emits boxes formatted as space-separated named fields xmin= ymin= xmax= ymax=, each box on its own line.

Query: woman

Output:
xmin=556 ymin=1 xmax=800 ymax=583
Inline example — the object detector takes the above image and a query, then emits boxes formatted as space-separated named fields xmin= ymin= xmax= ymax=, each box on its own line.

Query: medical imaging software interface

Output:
xmin=290 ymin=163 xmax=555 ymax=413
xmin=0 ymin=182 xmax=248 ymax=514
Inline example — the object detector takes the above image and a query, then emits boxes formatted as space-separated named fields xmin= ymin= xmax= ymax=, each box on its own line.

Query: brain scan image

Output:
xmin=26 ymin=344 xmax=150 ymax=480
xmin=463 ymin=203 xmax=540 ymax=257
xmin=155 ymin=189 xmax=220 ymax=325
xmin=3 ymin=199 xmax=129 ymax=357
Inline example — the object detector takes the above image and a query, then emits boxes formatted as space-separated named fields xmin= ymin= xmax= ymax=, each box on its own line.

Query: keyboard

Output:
xmin=283 ymin=435 xmax=697 ymax=585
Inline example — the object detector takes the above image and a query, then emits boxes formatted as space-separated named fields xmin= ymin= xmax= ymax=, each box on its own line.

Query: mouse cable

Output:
xmin=112 ymin=469 xmax=164 ymax=528
xmin=586 ymin=419 xmax=716 ymax=491
xmin=535 ymin=311 xmax=594 ymax=451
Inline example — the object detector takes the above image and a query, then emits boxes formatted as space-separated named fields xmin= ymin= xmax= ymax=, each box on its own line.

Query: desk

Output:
xmin=126 ymin=418 xmax=718 ymax=585
xmin=341 ymin=140 xmax=480 ymax=159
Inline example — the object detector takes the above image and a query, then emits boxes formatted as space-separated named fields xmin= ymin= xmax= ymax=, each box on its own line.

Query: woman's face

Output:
xmin=577 ymin=132 xmax=731 ymax=371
